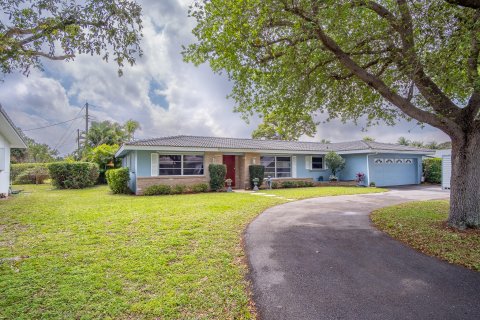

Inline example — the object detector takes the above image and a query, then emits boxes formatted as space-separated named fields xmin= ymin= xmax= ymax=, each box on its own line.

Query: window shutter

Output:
xmin=151 ymin=153 xmax=159 ymax=176
xmin=305 ymin=156 xmax=312 ymax=170
xmin=292 ymin=156 xmax=297 ymax=178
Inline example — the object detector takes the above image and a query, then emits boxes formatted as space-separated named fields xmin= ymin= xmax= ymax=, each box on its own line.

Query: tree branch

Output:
xmin=284 ymin=4 xmax=463 ymax=137
xmin=28 ymin=51 xmax=75 ymax=60
xmin=445 ymin=0 xmax=480 ymax=9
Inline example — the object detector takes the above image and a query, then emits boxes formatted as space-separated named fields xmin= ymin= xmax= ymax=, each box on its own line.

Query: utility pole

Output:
xmin=85 ymin=102 xmax=89 ymax=147
xmin=77 ymin=129 xmax=80 ymax=151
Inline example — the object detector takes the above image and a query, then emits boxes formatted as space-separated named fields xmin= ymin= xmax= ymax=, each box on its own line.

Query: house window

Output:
xmin=260 ymin=156 xmax=291 ymax=178
xmin=159 ymin=155 xmax=204 ymax=176
xmin=311 ymin=156 xmax=324 ymax=170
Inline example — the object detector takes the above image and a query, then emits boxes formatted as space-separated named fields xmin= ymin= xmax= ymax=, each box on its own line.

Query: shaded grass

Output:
xmin=1 ymin=185 xmax=382 ymax=319
xmin=371 ymin=200 xmax=480 ymax=271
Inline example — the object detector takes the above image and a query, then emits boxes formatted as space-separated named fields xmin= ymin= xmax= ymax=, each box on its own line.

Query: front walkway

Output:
xmin=245 ymin=186 xmax=480 ymax=320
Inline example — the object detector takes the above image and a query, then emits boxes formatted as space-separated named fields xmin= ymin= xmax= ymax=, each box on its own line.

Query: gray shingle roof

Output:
xmin=123 ymin=135 xmax=432 ymax=153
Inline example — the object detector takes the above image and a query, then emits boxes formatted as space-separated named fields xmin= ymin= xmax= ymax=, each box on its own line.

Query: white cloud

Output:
xmin=0 ymin=0 xmax=449 ymax=155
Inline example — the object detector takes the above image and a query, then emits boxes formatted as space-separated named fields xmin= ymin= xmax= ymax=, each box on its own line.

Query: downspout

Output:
xmin=366 ymin=152 xmax=377 ymax=186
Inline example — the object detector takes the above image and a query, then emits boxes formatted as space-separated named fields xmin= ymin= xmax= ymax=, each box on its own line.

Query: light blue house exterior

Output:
xmin=115 ymin=135 xmax=433 ymax=194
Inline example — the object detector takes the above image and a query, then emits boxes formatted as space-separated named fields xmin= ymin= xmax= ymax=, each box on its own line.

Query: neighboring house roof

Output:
xmin=0 ymin=104 xmax=27 ymax=148
xmin=116 ymin=135 xmax=434 ymax=157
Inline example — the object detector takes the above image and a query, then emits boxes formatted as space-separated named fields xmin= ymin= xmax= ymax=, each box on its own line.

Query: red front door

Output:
xmin=223 ymin=155 xmax=236 ymax=187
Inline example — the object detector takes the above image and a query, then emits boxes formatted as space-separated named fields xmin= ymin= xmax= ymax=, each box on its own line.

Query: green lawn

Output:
xmin=371 ymin=200 xmax=480 ymax=271
xmin=1 ymin=185 xmax=382 ymax=319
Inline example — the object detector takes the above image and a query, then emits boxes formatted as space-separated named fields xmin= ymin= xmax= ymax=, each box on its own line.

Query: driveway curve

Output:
xmin=245 ymin=186 xmax=480 ymax=320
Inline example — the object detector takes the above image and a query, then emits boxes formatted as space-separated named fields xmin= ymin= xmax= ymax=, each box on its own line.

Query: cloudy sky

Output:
xmin=0 ymin=0 xmax=449 ymax=155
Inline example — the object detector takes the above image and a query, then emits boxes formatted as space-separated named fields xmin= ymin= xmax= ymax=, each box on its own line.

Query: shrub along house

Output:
xmin=115 ymin=135 xmax=434 ymax=195
xmin=0 ymin=105 xmax=27 ymax=197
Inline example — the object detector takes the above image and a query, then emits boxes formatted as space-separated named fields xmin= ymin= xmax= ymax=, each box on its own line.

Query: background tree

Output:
xmin=0 ymin=0 xmax=143 ymax=76
xmin=362 ymin=136 xmax=376 ymax=142
xmin=124 ymin=119 xmax=141 ymax=141
xmin=398 ymin=137 xmax=410 ymax=146
xmin=84 ymin=120 xmax=141 ymax=148
xmin=325 ymin=151 xmax=345 ymax=179
xmin=185 ymin=0 xmax=480 ymax=228
xmin=320 ymin=139 xmax=331 ymax=144
xmin=83 ymin=143 xmax=120 ymax=183
xmin=11 ymin=136 xmax=59 ymax=163
xmin=85 ymin=121 xmax=127 ymax=148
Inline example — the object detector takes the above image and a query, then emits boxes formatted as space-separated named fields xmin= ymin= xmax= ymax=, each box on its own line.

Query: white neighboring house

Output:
xmin=0 ymin=105 xmax=27 ymax=196
xmin=436 ymin=149 xmax=452 ymax=190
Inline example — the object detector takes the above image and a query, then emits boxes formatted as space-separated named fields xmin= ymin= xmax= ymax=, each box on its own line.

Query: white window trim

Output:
xmin=307 ymin=155 xmax=327 ymax=171
xmin=261 ymin=155 xmax=292 ymax=178
xmin=157 ymin=154 xmax=205 ymax=177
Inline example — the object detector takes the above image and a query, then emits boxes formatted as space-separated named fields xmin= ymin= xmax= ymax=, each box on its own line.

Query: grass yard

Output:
xmin=1 ymin=185 xmax=383 ymax=319
xmin=371 ymin=200 xmax=480 ymax=271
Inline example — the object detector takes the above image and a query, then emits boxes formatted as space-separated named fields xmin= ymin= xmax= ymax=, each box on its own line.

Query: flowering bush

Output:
xmin=329 ymin=175 xmax=338 ymax=181
xmin=355 ymin=172 xmax=366 ymax=183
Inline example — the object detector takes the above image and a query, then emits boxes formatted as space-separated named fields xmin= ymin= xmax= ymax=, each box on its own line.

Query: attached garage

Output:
xmin=368 ymin=154 xmax=423 ymax=187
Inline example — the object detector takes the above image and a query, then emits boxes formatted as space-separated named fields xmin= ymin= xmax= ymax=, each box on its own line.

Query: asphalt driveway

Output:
xmin=245 ymin=186 xmax=480 ymax=320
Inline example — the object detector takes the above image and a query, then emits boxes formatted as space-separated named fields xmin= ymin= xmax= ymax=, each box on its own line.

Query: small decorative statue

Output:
xmin=225 ymin=178 xmax=233 ymax=192
xmin=264 ymin=176 xmax=273 ymax=189
xmin=252 ymin=177 xmax=260 ymax=191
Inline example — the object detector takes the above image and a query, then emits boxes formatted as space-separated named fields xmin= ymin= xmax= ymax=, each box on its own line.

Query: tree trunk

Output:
xmin=448 ymin=129 xmax=480 ymax=229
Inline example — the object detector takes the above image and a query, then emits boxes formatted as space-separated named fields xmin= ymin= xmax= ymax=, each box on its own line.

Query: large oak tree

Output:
xmin=184 ymin=0 xmax=480 ymax=229
xmin=0 ymin=0 xmax=143 ymax=76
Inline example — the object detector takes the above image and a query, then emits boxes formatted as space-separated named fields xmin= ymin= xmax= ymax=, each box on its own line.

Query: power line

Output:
xmin=53 ymin=105 xmax=86 ymax=150
xmin=22 ymin=116 xmax=84 ymax=132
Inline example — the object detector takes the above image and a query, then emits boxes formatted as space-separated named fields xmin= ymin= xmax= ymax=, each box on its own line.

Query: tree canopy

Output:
xmin=85 ymin=120 xmax=138 ymax=149
xmin=185 ymin=0 xmax=479 ymax=138
xmin=11 ymin=136 xmax=59 ymax=163
xmin=0 ymin=0 xmax=143 ymax=76
xmin=185 ymin=0 xmax=480 ymax=228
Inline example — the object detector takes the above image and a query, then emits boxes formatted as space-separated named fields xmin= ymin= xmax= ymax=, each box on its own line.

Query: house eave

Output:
xmin=0 ymin=104 xmax=27 ymax=148
xmin=115 ymin=145 xmax=435 ymax=157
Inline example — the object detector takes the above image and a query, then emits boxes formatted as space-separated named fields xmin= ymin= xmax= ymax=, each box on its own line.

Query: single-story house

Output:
xmin=0 ymin=105 xmax=27 ymax=197
xmin=115 ymin=135 xmax=434 ymax=195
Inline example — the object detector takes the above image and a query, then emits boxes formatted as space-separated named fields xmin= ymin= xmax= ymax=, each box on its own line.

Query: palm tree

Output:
xmin=124 ymin=119 xmax=141 ymax=141
xmin=397 ymin=136 xmax=410 ymax=146
xmin=86 ymin=121 xmax=127 ymax=148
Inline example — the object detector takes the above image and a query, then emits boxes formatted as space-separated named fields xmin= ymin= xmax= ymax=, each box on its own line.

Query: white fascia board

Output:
xmin=117 ymin=145 xmax=328 ymax=155
xmin=0 ymin=117 xmax=27 ymax=148
xmin=116 ymin=145 xmax=435 ymax=156
xmin=338 ymin=149 xmax=435 ymax=155
xmin=114 ymin=145 xmax=126 ymax=158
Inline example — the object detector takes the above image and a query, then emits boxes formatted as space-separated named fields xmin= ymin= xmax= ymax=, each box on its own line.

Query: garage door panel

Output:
xmin=370 ymin=158 xmax=418 ymax=187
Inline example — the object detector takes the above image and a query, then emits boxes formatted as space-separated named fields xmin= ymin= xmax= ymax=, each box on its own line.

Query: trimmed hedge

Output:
xmin=249 ymin=165 xmax=265 ymax=189
xmin=191 ymin=183 xmax=209 ymax=193
xmin=279 ymin=180 xmax=315 ymax=189
xmin=105 ymin=168 xmax=131 ymax=194
xmin=143 ymin=183 xmax=210 ymax=196
xmin=209 ymin=164 xmax=227 ymax=191
xmin=48 ymin=162 xmax=99 ymax=189
xmin=144 ymin=184 xmax=172 ymax=196
xmin=423 ymin=158 xmax=442 ymax=184
xmin=11 ymin=163 xmax=50 ymax=184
